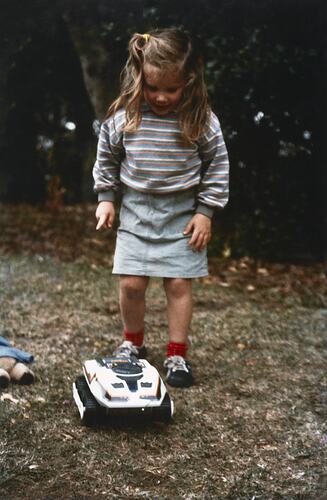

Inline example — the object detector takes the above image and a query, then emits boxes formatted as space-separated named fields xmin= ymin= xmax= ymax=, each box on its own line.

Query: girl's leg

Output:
xmin=119 ymin=275 xmax=149 ymax=333
xmin=163 ymin=278 xmax=193 ymax=345
xmin=163 ymin=277 xmax=194 ymax=387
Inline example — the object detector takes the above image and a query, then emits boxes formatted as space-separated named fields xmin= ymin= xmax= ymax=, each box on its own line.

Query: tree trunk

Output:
xmin=61 ymin=11 xmax=120 ymax=201
xmin=62 ymin=13 xmax=115 ymax=120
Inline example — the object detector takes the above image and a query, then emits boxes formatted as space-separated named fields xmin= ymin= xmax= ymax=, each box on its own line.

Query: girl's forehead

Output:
xmin=143 ymin=63 xmax=184 ymax=87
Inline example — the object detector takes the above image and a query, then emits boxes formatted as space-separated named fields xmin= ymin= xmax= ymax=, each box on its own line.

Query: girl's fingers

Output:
xmin=200 ymin=233 xmax=211 ymax=251
xmin=107 ymin=214 xmax=113 ymax=228
xmin=183 ymin=221 xmax=194 ymax=235
xmin=188 ymin=230 xmax=199 ymax=246
xmin=196 ymin=235 xmax=205 ymax=251
xmin=189 ymin=232 xmax=203 ymax=250
xmin=96 ymin=214 xmax=107 ymax=230
xmin=190 ymin=232 xmax=211 ymax=251
xmin=95 ymin=202 xmax=115 ymax=231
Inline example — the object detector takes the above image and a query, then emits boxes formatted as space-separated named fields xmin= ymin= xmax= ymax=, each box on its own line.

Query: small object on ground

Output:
xmin=0 ymin=336 xmax=35 ymax=389
xmin=73 ymin=354 xmax=174 ymax=426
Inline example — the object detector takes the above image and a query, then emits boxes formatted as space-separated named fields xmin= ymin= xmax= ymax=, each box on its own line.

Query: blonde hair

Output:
xmin=105 ymin=28 xmax=210 ymax=143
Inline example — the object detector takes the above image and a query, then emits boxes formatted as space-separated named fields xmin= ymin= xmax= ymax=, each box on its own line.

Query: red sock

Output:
xmin=167 ymin=341 xmax=187 ymax=358
xmin=124 ymin=330 xmax=144 ymax=348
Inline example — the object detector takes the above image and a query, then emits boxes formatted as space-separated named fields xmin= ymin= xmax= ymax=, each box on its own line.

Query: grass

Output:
xmin=0 ymin=204 xmax=327 ymax=498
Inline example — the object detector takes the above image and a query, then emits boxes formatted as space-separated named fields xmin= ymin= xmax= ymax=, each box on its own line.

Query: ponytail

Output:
xmin=105 ymin=33 xmax=149 ymax=129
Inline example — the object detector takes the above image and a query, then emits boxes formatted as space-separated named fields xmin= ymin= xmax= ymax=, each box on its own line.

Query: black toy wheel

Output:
xmin=74 ymin=375 xmax=104 ymax=426
xmin=152 ymin=393 xmax=174 ymax=423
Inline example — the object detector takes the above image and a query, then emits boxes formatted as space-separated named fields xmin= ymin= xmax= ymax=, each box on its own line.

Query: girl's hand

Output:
xmin=95 ymin=201 xmax=115 ymax=230
xmin=183 ymin=214 xmax=212 ymax=252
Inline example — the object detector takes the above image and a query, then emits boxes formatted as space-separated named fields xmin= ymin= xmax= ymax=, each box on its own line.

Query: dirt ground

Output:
xmin=0 ymin=204 xmax=327 ymax=499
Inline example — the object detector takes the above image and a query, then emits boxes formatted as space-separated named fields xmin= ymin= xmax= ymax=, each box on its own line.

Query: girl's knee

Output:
xmin=120 ymin=276 xmax=148 ymax=299
xmin=164 ymin=278 xmax=192 ymax=298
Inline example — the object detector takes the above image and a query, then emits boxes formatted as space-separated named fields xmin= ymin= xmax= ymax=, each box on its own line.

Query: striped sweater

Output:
xmin=93 ymin=104 xmax=229 ymax=217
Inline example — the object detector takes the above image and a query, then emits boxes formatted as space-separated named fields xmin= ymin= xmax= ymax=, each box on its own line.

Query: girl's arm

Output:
xmin=184 ymin=113 xmax=229 ymax=251
xmin=93 ymin=111 xmax=125 ymax=203
xmin=196 ymin=112 xmax=230 ymax=217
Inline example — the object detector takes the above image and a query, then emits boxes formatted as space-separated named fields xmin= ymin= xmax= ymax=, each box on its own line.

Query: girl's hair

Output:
xmin=105 ymin=28 xmax=210 ymax=143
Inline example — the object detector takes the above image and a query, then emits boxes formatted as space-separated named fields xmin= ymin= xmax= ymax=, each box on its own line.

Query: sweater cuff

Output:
xmin=98 ymin=191 xmax=115 ymax=202
xmin=195 ymin=203 xmax=215 ymax=218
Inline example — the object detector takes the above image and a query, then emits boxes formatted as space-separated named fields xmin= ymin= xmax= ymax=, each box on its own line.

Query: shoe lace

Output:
xmin=113 ymin=340 xmax=139 ymax=358
xmin=164 ymin=355 xmax=189 ymax=373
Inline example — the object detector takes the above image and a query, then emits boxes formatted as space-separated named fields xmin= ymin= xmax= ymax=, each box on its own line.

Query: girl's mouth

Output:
xmin=153 ymin=104 xmax=171 ymax=112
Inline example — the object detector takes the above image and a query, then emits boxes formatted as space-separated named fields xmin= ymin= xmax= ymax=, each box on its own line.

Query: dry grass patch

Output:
xmin=0 ymin=253 xmax=327 ymax=498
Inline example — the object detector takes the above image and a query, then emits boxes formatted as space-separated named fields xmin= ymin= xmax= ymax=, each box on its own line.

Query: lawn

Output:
xmin=0 ymin=204 xmax=327 ymax=499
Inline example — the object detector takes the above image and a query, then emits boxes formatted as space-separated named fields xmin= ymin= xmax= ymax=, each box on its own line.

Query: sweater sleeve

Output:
xmin=92 ymin=110 xmax=125 ymax=202
xmin=196 ymin=111 xmax=230 ymax=218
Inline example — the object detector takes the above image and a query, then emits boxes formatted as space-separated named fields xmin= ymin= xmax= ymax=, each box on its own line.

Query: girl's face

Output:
xmin=143 ymin=64 xmax=184 ymax=116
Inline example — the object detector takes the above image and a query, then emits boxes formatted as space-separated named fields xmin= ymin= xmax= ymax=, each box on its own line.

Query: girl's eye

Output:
xmin=167 ymin=88 xmax=178 ymax=93
xmin=147 ymin=85 xmax=157 ymax=91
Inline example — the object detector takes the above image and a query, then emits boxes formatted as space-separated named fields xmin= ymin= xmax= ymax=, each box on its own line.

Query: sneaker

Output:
xmin=113 ymin=340 xmax=147 ymax=359
xmin=164 ymin=355 xmax=194 ymax=388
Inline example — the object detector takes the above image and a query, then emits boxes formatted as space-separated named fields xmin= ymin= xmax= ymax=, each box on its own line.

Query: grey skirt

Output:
xmin=112 ymin=185 xmax=208 ymax=278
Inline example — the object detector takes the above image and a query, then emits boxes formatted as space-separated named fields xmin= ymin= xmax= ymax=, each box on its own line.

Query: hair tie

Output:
xmin=142 ymin=33 xmax=150 ymax=42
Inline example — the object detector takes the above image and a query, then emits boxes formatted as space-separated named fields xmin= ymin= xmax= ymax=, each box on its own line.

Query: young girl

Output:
xmin=93 ymin=29 xmax=229 ymax=388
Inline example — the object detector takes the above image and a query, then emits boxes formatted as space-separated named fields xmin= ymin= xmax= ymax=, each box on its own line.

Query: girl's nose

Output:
xmin=156 ymin=94 xmax=168 ymax=104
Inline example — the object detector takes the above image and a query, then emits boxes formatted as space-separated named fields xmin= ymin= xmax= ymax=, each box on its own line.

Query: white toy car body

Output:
xmin=73 ymin=355 xmax=174 ymax=425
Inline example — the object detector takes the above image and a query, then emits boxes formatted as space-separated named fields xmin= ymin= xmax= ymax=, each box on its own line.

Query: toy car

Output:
xmin=72 ymin=354 xmax=174 ymax=426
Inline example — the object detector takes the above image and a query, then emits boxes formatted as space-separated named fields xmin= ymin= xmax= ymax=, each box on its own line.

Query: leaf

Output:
xmin=1 ymin=393 xmax=20 ymax=404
